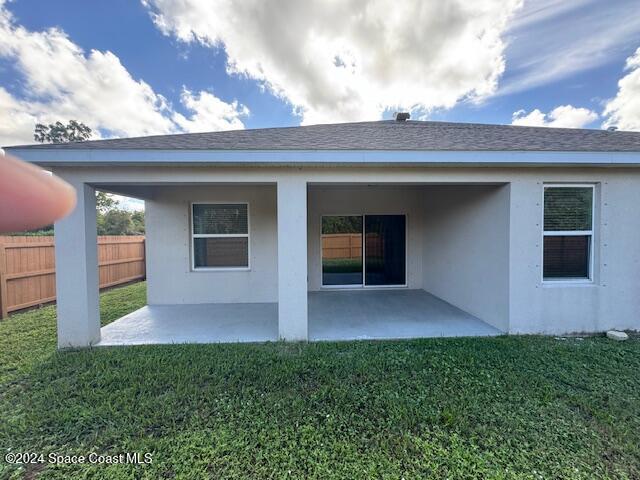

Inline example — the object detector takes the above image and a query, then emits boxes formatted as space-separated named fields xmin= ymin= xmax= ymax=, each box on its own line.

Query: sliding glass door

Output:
xmin=321 ymin=214 xmax=406 ymax=287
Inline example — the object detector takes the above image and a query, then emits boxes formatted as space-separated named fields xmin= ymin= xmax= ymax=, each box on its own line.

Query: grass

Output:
xmin=322 ymin=258 xmax=362 ymax=273
xmin=0 ymin=282 xmax=639 ymax=479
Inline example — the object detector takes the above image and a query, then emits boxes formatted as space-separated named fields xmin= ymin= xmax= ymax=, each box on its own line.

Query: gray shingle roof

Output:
xmin=6 ymin=120 xmax=640 ymax=152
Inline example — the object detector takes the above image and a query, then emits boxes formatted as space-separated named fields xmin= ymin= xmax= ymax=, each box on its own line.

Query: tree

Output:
xmin=130 ymin=211 xmax=145 ymax=235
xmin=34 ymin=120 xmax=92 ymax=144
xmin=97 ymin=209 xmax=145 ymax=235
xmin=322 ymin=215 xmax=363 ymax=234
xmin=98 ymin=209 xmax=132 ymax=235
xmin=96 ymin=191 xmax=118 ymax=212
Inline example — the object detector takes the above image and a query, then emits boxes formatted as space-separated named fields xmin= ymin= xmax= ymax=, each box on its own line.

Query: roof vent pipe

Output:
xmin=607 ymin=126 xmax=618 ymax=132
xmin=394 ymin=112 xmax=411 ymax=122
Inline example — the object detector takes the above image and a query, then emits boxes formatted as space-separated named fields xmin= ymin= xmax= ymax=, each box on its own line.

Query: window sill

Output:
xmin=191 ymin=267 xmax=251 ymax=272
xmin=541 ymin=280 xmax=596 ymax=288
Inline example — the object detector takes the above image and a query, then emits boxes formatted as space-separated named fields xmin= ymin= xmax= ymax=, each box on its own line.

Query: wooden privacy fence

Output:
xmin=322 ymin=233 xmax=384 ymax=260
xmin=0 ymin=235 xmax=145 ymax=318
xmin=322 ymin=233 xmax=363 ymax=259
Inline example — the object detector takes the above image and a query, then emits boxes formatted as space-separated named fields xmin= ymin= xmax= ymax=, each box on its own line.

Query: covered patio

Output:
xmin=96 ymin=290 xmax=501 ymax=346
xmin=46 ymin=173 xmax=509 ymax=348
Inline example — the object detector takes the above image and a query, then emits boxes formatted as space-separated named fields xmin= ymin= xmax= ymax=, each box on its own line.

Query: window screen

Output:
xmin=543 ymin=186 xmax=593 ymax=280
xmin=193 ymin=204 xmax=248 ymax=234
xmin=192 ymin=203 xmax=249 ymax=268
xmin=544 ymin=187 xmax=592 ymax=231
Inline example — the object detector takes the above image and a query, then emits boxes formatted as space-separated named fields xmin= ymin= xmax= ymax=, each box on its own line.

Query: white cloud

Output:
xmin=142 ymin=0 xmax=523 ymax=124
xmin=501 ymin=0 xmax=640 ymax=95
xmin=0 ymin=86 xmax=39 ymax=146
xmin=511 ymin=105 xmax=598 ymax=128
xmin=0 ymin=1 xmax=247 ymax=146
xmin=173 ymin=88 xmax=249 ymax=133
xmin=602 ymin=47 xmax=640 ymax=132
xmin=113 ymin=196 xmax=145 ymax=212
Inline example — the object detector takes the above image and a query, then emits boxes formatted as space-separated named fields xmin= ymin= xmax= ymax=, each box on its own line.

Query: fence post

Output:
xmin=0 ymin=243 xmax=7 ymax=319
xmin=142 ymin=237 xmax=146 ymax=280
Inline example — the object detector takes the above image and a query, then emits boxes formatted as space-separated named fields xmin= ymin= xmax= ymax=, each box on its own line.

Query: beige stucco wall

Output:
xmin=145 ymin=184 xmax=277 ymax=304
xmin=421 ymin=185 xmax=510 ymax=331
xmin=508 ymin=175 xmax=640 ymax=334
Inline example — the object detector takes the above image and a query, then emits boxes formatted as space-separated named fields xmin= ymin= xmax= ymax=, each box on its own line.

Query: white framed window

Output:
xmin=191 ymin=202 xmax=250 ymax=270
xmin=542 ymin=184 xmax=594 ymax=282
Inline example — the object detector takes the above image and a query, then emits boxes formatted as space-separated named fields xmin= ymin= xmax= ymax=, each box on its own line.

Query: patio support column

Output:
xmin=277 ymin=177 xmax=308 ymax=340
xmin=54 ymin=181 xmax=100 ymax=348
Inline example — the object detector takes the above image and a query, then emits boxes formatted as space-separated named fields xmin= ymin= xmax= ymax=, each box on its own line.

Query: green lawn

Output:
xmin=1 ymin=282 xmax=639 ymax=479
xmin=322 ymin=258 xmax=362 ymax=273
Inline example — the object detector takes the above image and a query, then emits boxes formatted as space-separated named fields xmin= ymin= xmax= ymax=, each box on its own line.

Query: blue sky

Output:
xmin=1 ymin=0 xmax=640 ymax=150
xmin=1 ymin=0 xmax=294 ymax=129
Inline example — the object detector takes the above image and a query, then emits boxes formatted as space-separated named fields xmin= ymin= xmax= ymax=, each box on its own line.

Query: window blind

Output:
xmin=193 ymin=237 xmax=249 ymax=268
xmin=543 ymin=236 xmax=590 ymax=278
xmin=544 ymin=187 xmax=592 ymax=231
xmin=193 ymin=204 xmax=248 ymax=235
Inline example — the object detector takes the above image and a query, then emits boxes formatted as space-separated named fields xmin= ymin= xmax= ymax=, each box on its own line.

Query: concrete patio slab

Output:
xmin=97 ymin=289 xmax=501 ymax=346
xmin=97 ymin=303 xmax=278 ymax=346
xmin=309 ymin=289 xmax=501 ymax=341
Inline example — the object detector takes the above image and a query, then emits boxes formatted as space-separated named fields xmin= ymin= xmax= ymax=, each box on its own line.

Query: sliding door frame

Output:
xmin=320 ymin=213 xmax=408 ymax=289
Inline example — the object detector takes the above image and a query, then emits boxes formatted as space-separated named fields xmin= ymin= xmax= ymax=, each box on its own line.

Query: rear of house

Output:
xmin=6 ymin=119 xmax=640 ymax=347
